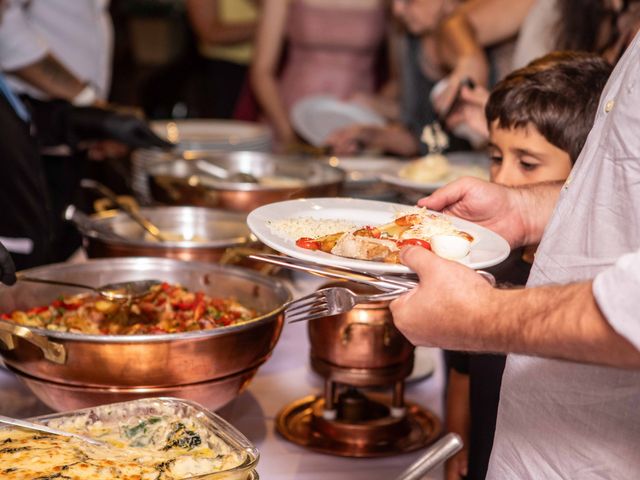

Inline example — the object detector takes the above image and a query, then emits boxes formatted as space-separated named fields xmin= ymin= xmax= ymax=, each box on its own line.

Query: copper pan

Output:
xmin=0 ymin=258 xmax=290 ymax=388
xmin=308 ymin=282 xmax=415 ymax=374
xmin=74 ymin=206 xmax=262 ymax=266
xmin=7 ymin=364 xmax=258 ymax=412
xmin=146 ymin=151 xmax=345 ymax=212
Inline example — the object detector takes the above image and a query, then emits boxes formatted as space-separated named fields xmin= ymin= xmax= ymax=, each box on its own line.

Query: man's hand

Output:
xmin=420 ymin=177 xmax=529 ymax=248
xmin=445 ymin=85 xmax=490 ymax=145
xmin=0 ymin=242 xmax=16 ymax=286
xmin=390 ymin=246 xmax=495 ymax=349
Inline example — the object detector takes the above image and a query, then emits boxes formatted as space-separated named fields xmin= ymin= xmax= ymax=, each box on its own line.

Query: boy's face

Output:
xmin=488 ymin=121 xmax=573 ymax=187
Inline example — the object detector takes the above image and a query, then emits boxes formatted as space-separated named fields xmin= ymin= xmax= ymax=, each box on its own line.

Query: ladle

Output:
xmin=80 ymin=178 xmax=168 ymax=242
xmin=0 ymin=414 xmax=106 ymax=447
xmin=17 ymin=276 xmax=161 ymax=302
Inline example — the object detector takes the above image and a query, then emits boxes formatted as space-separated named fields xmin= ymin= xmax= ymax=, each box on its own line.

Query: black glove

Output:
xmin=66 ymin=107 xmax=174 ymax=149
xmin=0 ymin=242 xmax=16 ymax=286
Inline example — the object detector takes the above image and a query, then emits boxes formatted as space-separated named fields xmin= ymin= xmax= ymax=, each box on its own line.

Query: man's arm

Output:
xmin=390 ymin=248 xmax=640 ymax=369
xmin=0 ymin=1 xmax=86 ymax=101
xmin=8 ymin=54 xmax=85 ymax=101
xmin=420 ymin=177 xmax=562 ymax=249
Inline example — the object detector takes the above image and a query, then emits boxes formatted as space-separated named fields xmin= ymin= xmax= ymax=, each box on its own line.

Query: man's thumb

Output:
xmin=399 ymin=246 xmax=436 ymax=280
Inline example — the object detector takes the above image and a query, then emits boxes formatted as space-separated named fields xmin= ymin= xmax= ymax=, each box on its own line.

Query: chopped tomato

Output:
xmin=296 ymin=237 xmax=321 ymax=250
xmin=397 ymin=238 xmax=432 ymax=250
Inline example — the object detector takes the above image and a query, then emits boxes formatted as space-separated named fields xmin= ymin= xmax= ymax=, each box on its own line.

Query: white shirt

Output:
xmin=0 ymin=0 xmax=113 ymax=100
xmin=488 ymin=32 xmax=640 ymax=478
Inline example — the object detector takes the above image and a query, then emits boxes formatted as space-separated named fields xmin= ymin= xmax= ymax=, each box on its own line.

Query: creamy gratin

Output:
xmin=0 ymin=405 xmax=248 ymax=480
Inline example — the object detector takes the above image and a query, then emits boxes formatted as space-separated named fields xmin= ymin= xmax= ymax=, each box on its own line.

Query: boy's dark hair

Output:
xmin=486 ymin=51 xmax=612 ymax=162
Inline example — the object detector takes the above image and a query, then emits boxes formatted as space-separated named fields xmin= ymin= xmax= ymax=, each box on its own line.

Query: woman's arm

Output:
xmin=250 ymin=0 xmax=294 ymax=143
xmin=186 ymin=0 xmax=257 ymax=46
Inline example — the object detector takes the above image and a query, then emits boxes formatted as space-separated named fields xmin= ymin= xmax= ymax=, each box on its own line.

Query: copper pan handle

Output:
xmin=0 ymin=322 xmax=66 ymax=364
xmin=341 ymin=320 xmax=392 ymax=347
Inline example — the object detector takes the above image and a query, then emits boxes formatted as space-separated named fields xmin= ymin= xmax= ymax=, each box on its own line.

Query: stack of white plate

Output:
xmin=132 ymin=119 xmax=272 ymax=204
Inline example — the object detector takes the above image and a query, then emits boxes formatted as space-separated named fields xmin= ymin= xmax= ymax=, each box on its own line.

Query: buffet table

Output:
xmin=0 ymin=271 xmax=446 ymax=480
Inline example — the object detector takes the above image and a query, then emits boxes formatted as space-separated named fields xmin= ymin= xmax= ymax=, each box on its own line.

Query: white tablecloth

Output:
xmin=0 ymin=272 xmax=446 ymax=480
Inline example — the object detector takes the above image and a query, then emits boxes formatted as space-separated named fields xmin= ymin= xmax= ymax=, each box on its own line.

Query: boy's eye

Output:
xmin=490 ymin=155 xmax=503 ymax=165
xmin=520 ymin=160 xmax=538 ymax=171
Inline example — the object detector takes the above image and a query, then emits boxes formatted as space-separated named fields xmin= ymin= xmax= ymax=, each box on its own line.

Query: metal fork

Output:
xmin=286 ymin=287 xmax=406 ymax=324
xmin=285 ymin=270 xmax=497 ymax=323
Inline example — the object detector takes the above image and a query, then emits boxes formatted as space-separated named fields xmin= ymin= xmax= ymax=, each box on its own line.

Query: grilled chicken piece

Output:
xmin=331 ymin=233 xmax=399 ymax=262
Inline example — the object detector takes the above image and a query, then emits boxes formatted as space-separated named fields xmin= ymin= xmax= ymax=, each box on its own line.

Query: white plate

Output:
xmin=247 ymin=197 xmax=510 ymax=274
xmin=325 ymin=155 xmax=406 ymax=184
xmin=291 ymin=95 xmax=386 ymax=147
xmin=381 ymin=151 xmax=490 ymax=194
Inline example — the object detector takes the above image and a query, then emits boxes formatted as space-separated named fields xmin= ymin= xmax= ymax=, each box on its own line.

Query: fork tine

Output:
xmin=285 ymin=295 xmax=326 ymax=312
xmin=287 ymin=310 xmax=334 ymax=324
xmin=286 ymin=304 xmax=331 ymax=320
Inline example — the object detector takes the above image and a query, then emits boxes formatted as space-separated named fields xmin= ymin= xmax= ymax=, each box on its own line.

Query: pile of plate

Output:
xmin=132 ymin=119 xmax=272 ymax=204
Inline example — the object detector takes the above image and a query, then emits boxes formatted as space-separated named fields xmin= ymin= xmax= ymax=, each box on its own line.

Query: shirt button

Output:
xmin=604 ymin=100 xmax=615 ymax=113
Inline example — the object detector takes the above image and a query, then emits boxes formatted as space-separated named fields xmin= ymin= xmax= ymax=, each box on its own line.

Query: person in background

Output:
xmin=431 ymin=0 xmax=535 ymax=118
xmin=443 ymin=51 xmax=611 ymax=480
xmin=0 ymin=0 xmax=112 ymax=104
xmin=250 ymin=0 xmax=389 ymax=146
xmin=326 ymin=0 xmax=457 ymax=156
xmin=440 ymin=0 xmax=640 ymax=145
xmin=186 ymin=0 xmax=259 ymax=119
xmin=0 ymin=72 xmax=170 ymax=271
xmin=326 ymin=0 xmax=518 ymax=156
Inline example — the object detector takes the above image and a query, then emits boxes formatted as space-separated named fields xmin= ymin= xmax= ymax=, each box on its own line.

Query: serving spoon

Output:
xmin=195 ymin=159 xmax=259 ymax=183
xmin=17 ymin=276 xmax=161 ymax=302
xmin=80 ymin=178 xmax=169 ymax=242
xmin=0 ymin=414 xmax=106 ymax=447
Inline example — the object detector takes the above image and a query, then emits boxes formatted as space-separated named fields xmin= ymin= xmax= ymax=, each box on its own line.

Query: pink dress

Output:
xmin=279 ymin=0 xmax=387 ymax=113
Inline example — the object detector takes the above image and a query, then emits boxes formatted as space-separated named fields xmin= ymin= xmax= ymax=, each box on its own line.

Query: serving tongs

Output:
xmin=247 ymin=253 xmax=419 ymax=293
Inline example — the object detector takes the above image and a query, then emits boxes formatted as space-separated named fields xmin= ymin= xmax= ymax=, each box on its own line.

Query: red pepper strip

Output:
xmin=27 ymin=306 xmax=49 ymax=315
xmin=192 ymin=293 xmax=205 ymax=321
xmin=397 ymin=238 xmax=432 ymax=250
xmin=296 ymin=237 xmax=321 ymax=250
xmin=0 ymin=313 xmax=10 ymax=320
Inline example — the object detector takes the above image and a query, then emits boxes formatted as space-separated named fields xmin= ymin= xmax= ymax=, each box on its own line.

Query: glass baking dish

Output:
xmin=24 ymin=397 xmax=259 ymax=479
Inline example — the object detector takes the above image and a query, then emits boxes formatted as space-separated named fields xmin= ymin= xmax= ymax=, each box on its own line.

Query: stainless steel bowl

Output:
xmin=145 ymin=151 xmax=345 ymax=212
xmin=76 ymin=206 xmax=255 ymax=263
xmin=0 ymin=258 xmax=291 ymax=390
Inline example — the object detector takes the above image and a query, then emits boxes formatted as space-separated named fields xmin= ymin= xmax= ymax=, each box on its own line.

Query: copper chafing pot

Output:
xmin=308 ymin=282 xmax=415 ymax=387
xmin=145 ymin=151 xmax=345 ymax=212
xmin=0 ymin=258 xmax=290 ymax=399
xmin=68 ymin=205 xmax=258 ymax=264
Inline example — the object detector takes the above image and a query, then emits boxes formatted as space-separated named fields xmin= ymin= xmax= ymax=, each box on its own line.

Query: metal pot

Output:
xmin=308 ymin=282 xmax=415 ymax=379
xmin=73 ymin=206 xmax=255 ymax=264
xmin=145 ymin=151 xmax=345 ymax=212
xmin=0 ymin=258 xmax=291 ymax=389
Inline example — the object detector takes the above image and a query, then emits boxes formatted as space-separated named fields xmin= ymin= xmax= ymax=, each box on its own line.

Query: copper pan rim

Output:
xmin=1 ymin=257 xmax=290 ymax=344
xmin=6 ymin=361 xmax=264 ymax=391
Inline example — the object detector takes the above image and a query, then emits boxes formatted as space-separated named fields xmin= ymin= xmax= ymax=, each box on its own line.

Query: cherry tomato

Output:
xmin=296 ymin=237 xmax=321 ymax=250
xmin=397 ymin=238 xmax=431 ymax=250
